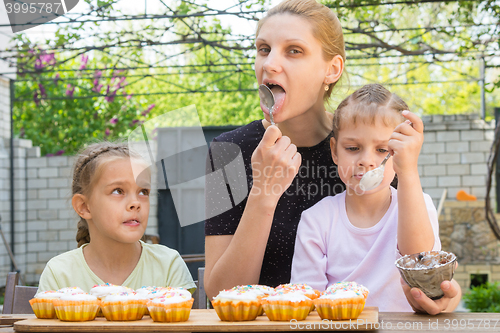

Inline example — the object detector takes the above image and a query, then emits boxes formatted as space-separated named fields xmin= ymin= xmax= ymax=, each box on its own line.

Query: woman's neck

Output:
xmin=345 ymin=186 xmax=392 ymax=228
xmin=83 ymin=240 xmax=142 ymax=285
xmin=263 ymin=109 xmax=333 ymax=147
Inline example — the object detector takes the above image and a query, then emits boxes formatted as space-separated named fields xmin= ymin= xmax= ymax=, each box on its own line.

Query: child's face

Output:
xmin=330 ymin=118 xmax=396 ymax=195
xmin=255 ymin=13 xmax=341 ymax=122
xmin=86 ymin=157 xmax=151 ymax=245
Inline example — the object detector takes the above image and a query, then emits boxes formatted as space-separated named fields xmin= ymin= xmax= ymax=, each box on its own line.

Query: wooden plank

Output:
xmin=3 ymin=272 xmax=20 ymax=315
xmin=0 ymin=315 xmax=34 ymax=326
xmin=13 ymin=307 xmax=378 ymax=332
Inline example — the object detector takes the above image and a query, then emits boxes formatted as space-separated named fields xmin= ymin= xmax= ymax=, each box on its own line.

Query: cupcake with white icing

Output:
xmin=314 ymin=282 xmax=368 ymax=320
xmin=29 ymin=291 xmax=65 ymax=319
xmin=211 ymin=289 xmax=261 ymax=321
xmin=260 ymin=292 xmax=313 ymax=321
xmin=100 ymin=292 xmax=148 ymax=321
xmin=53 ymin=293 xmax=100 ymax=321
xmin=29 ymin=287 xmax=86 ymax=319
xmin=147 ymin=288 xmax=194 ymax=322
xmin=230 ymin=285 xmax=275 ymax=315
xmin=89 ymin=283 xmax=133 ymax=316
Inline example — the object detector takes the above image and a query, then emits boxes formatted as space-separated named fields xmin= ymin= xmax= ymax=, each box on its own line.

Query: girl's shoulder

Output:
xmin=302 ymin=191 xmax=346 ymax=217
xmin=140 ymin=241 xmax=183 ymax=260
xmin=46 ymin=247 xmax=84 ymax=267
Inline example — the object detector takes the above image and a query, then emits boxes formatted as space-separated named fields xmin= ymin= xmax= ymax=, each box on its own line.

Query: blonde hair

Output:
xmin=256 ymin=0 xmax=345 ymax=100
xmin=72 ymin=141 xmax=139 ymax=247
xmin=332 ymin=84 xmax=408 ymax=140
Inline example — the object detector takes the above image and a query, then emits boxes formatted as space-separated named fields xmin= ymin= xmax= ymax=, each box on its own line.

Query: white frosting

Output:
xmin=57 ymin=287 xmax=85 ymax=294
xmin=103 ymin=293 xmax=148 ymax=302
xmin=264 ymin=293 xmax=310 ymax=302
xmin=213 ymin=290 xmax=259 ymax=301
xmin=320 ymin=290 xmax=362 ymax=300
xmin=359 ymin=168 xmax=384 ymax=191
xmin=59 ymin=293 xmax=98 ymax=301
xmin=150 ymin=296 xmax=189 ymax=305
xmin=34 ymin=291 xmax=65 ymax=299
xmin=90 ymin=285 xmax=132 ymax=298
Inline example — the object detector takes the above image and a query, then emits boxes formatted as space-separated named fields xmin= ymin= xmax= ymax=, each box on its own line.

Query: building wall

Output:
xmin=0 ymin=112 xmax=496 ymax=286
xmin=419 ymin=114 xmax=495 ymax=204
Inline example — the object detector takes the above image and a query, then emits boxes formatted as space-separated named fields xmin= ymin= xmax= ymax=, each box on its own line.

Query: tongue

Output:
xmin=270 ymin=86 xmax=285 ymax=112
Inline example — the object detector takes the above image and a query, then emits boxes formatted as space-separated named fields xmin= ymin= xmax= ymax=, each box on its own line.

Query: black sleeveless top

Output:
xmin=205 ymin=120 xmax=345 ymax=287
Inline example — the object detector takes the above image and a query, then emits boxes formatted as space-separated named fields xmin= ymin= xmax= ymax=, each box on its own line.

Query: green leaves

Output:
xmin=463 ymin=282 xmax=500 ymax=312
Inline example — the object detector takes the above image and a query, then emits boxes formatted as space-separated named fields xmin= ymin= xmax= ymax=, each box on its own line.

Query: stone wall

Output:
xmin=419 ymin=114 xmax=495 ymax=204
xmin=439 ymin=200 xmax=500 ymax=290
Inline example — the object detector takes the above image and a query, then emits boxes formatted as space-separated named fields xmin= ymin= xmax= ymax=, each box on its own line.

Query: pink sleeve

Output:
xmin=290 ymin=203 xmax=329 ymax=291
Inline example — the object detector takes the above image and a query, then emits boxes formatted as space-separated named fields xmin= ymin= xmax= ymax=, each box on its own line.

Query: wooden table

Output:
xmin=1 ymin=310 xmax=499 ymax=332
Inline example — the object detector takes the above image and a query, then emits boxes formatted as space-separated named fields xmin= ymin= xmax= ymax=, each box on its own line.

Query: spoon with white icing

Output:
xmin=359 ymin=121 xmax=413 ymax=191
xmin=359 ymin=152 xmax=391 ymax=191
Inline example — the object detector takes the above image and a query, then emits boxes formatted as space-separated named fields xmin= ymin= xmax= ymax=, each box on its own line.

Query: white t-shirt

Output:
xmin=290 ymin=186 xmax=441 ymax=312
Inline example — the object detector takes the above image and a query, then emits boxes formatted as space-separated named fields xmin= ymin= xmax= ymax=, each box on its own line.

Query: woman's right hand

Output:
xmin=250 ymin=125 xmax=302 ymax=205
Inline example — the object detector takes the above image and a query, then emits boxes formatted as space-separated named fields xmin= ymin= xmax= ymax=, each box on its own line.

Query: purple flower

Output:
xmin=53 ymin=73 xmax=60 ymax=85
xmin=34 ymin=59 xmax=43 ymax=70
xmin=66 ymin=84 xmax=75 ymax=97
xmin=126 ymin=94 xmax=132 ymax=100
xmin=142 ymin=103 xmax=155 ymax=116
xmin=109 ymin=118 xmax=118 ymax=124
xmin=117 ymin=77 xmax=126 ymax=88
xmin=39 ymin=84 xmax=47 ymax=98
xmin=33 ymin=91 xmax=40 ymax=106
xmin=105 ymin=128 xmax=110 ymax=136
xmin=105 ymin=89 xmax=117 ymax=103
xmin=55 ymin=150 xmax=65 ymax=156
xmin=40 ymin=53 xmax=55 ymax=66
xmin=79 ymin=54 xmax=89 ymax=70
xmin=46 ymin=153 xmax=54 ymax=157
xmin=94 ymin=70 xmax=102 ymax=78
xmin=93 ymin=84 xmax=103 ymax=93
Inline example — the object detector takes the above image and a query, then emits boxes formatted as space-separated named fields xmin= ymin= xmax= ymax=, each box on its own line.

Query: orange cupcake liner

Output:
xmin=313 ymin=297 xmax=365 ymax=320
xmin=101 ymin=300 xmax=148 ymax=321
xmin=211 ymin=299 xmax=261 ymax=321
xmin=53 ymin=299 xmax=100 ymax=322
xmin=29 ymin=298 xmax=57 ymax=319
xmin=261 ymin=299 xmax=313 ymax=321
xmin=147 ymin=298 xmax=194 ymax=322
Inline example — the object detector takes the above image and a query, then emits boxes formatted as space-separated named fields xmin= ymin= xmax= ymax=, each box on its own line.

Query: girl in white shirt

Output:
xmin=291 ymin=84 xmax=461 ymax=314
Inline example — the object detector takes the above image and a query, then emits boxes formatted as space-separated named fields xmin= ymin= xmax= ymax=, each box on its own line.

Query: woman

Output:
xmin=204 ymin=0 xmax=460 ymax=315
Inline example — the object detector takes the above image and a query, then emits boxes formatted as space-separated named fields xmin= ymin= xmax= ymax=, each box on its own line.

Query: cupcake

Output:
xmin=231 ymin=285 xmax=274 ymax=315
xmin=147 ymin=289 xmax=194 ymax=322
xmin=314 ymin=282 xmax=368 ymax=320
xmin=261 ymin=292 xmax=313 ymax=321
xmin=29 ymin=287 xmax=86 ymax=319
xmin=29 ymin=290 xmax=65 ymax=319
xmin=53 ymin=293 xmax=100 ymax=322
xmin=211 ymin=289 xmax=261 ymax=321
xmin=275 ymin=283 xmax=320 ymax=300
xmin=90 ymin=283 xmax=133 ymax=316
xmin=100 ymin=292 xmax=148 ymax=321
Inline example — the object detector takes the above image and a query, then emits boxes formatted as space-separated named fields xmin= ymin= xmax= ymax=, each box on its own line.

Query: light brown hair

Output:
xmin=332 ymin=83 xmax=408 ymax=140
xmin=256 ymin=0 xmax=345 ymax=100
xmin=72 ymin=141 xmax=140 ymax=247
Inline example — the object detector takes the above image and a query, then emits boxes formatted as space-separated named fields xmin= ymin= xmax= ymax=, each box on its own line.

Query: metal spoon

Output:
xmin=258 ymin=84 xmax=275 ymax=125
xmin=359 ymin=121 xmax=413 ymax=191
xmin=359 ymin=152 xmax=391 ymax=191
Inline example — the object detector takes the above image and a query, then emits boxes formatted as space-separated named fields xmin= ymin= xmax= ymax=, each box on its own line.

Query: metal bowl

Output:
xmin=395 ymin=251 xmax=457 ymax=300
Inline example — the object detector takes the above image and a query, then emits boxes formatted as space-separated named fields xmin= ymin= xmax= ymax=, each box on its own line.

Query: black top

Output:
xmin=205 ymin=120 xmax=345 ymax=287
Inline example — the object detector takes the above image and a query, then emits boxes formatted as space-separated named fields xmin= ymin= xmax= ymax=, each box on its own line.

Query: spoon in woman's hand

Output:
xmin=359 ymin=152 xmax=391 ymax=191
xmin=258 ymin=84 xmax=275 ymax=125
